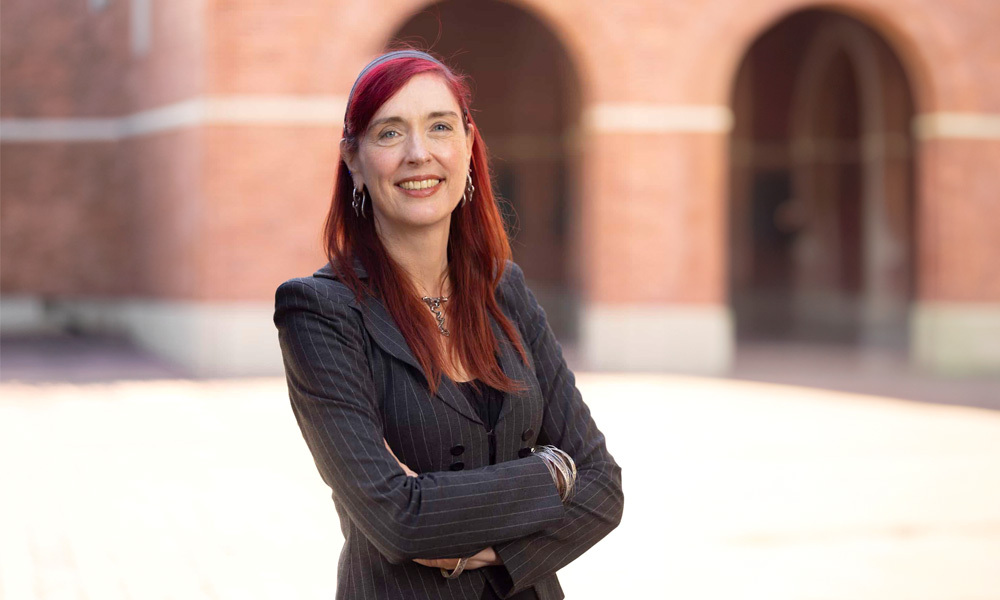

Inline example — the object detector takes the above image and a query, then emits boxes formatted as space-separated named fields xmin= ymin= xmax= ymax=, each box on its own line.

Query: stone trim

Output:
xmin=584 ymin=103 xmax=733 ymax=133
xmin=581 ymin=303 xmax=734 ymax=373
xmin=2 ymin=99 xmax=729 ymax=140
xmin=912 ymin=112 xmax=1000 ymax=140
xmin=911 ymin=302 xmax=1000 ymax=374
xmin=130 ymin=0 xmax=152 ymax=56
xmin=0 ymin=95 xmax=348 ymax=141
xmin=8 ymin=101 xmax=998 ymax=143
xmin=0 ymin=296 xmax=53 ymax=334
xmin=0 ymin=295 xmax=283 ymax=377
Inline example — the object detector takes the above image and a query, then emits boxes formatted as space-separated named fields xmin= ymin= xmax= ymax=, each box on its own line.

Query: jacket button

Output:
xmin=518 ymin=447 xmax=531 ymax=458
xmin=521 ymin=428 xmax=534 ymax=441
xmin=449 ymin=462 xmax=465 ymax=471
xmin=450 ymin=444 xmax=465 ymax=456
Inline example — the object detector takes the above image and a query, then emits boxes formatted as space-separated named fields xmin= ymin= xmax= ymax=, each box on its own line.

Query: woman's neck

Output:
xmin=377 ymin=218 xmax=465 ymax=380
xmin=377 ymin=220 xmax=451 ymax=298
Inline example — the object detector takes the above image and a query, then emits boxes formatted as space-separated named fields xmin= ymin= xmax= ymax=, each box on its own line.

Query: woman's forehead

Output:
xmin=371 ymin=73 xmax=462 ymax=122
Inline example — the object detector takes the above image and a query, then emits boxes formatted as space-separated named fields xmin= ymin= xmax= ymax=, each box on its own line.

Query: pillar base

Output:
xmin=0 ymin=296 xmax=283 ymax=377
xmin=911 ymin=302 xmax=1000 ymax=374
xmin=581 ymin=303 xmax=733 ymax=373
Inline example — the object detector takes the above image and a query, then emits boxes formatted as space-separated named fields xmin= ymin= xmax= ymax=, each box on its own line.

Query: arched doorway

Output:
xmin=388 ymin=1 xmax=583 ymax=342
xmin=729 ymin=9 xmax=916 ymax=352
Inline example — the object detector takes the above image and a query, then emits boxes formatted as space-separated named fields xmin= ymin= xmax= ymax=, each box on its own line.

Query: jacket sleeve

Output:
xmin=274 ymin=278 xmax=565 ymax=565
xmin=485 ymin=263 xmax=625 ymax=596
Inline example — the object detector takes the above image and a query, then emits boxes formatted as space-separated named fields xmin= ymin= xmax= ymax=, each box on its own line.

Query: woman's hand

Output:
xmin=384 ymin=439 xmax=500 ymax=571
xmin=384 ymin=439 xmax=418 ymax=477
xmin=413 ymin=547 xmax=501 ymax=571
xmin=384 ymin=441 xmax=502 ymax=572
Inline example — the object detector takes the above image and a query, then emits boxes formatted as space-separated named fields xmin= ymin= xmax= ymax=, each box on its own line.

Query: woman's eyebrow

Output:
xmin=368 ymin=116 xmax=405 ymax=129
xmin=369 ymin=111 xmax=460 ymax=129
xmin=427 ymin=111 xmax=460 ymax=120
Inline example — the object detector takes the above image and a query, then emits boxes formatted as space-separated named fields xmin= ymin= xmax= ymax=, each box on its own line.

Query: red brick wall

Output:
xmin=2 ymin=0 xmax=999 ymax=308
xmin=1 ymin=0 xmax=205 ymax=299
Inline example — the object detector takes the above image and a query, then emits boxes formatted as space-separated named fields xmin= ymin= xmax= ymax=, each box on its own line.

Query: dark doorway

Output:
xmin=389 ymin=1 xmax=583 ymax=342
xmin=729 ymin=10 xmax=916 ymax=349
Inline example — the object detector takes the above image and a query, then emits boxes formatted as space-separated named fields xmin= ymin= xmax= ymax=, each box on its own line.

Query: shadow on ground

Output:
xmin=729 ymin=342 xmax=1000 ymax=412
xmin=3 ymin=334 xmax=996 ymax=411
xmin=1 ymin=334 xmax=188 ymax=383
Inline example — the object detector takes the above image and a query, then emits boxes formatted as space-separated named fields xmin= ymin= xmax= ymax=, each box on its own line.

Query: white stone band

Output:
xmin=6 ymin=103 xmax=1000 ymax=142
xmin=0 ymin=295 xmax=283 ymax=377
xmin=911 ymin=302 xmax=1000 ymax=374
xmin=0 ymin=95 xmax=348 ymax=142
xmin=584 ymin=103 xmax=734 ymax=133
xmin=581 ymin=303 xmax=734 ymax=373
xmin=2 ymin=99 xmax=728 ymax=140
xmin=912 ymin=112 xmax=1000 ymax=140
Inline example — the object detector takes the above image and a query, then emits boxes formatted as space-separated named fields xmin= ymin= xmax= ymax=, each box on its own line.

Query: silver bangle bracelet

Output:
xmin=440 ymin=555 xmax=471 ymax=579
xmin=545 ymin=445 xmax=577 ymax=482
xmin=536 ymin=450 xmax=559 ymax=486
xmin=531 ymin=445 xmax=577 ymax=502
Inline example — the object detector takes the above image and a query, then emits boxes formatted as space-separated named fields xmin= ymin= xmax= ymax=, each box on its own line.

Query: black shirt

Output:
xmin=455 ymin=380 xmax=539 ymax=600
xmin=456 ymin=380 xmax=504 ymax=431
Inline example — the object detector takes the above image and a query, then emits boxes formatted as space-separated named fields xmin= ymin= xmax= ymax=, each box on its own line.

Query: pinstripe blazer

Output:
xmin=274 ymin=259 xmax=624 ymax=600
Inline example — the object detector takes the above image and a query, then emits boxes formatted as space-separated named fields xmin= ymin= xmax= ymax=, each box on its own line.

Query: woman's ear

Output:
xmin=340 ymin=139 xmax=364 ymax=189
xmin=465 ymin=122 xmax=475 ymax=155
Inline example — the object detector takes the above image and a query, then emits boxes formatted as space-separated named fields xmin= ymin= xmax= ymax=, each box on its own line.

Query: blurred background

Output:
xmin=2 ymin=1 xmax=999 ymax=599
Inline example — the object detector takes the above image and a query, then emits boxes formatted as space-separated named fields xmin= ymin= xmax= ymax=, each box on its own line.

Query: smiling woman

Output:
xmin=274 ymin=49 xmax=623 ymax=600
xmin=343 ymin=74 xmax=474 ymax=240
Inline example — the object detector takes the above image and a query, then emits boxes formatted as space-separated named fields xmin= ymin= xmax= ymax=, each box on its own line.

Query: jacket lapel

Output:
xmin=313 ymin=260 xmax=485 ymax=426
xmin=360 ymin=288 xmax=486 ymax=426
xmin=436 ymin=377 xmax=484 ymax=427
xmin=490 ymin=314 xmax=532 ymax=426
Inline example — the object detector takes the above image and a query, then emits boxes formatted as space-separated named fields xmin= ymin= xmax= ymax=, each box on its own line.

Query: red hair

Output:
xmin=324 ymin=51 xmax=528 ymax=395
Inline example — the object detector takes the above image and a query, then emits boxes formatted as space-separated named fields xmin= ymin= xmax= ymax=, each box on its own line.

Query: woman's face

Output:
xmin=344 ymin=73 xmax=474 ymax=239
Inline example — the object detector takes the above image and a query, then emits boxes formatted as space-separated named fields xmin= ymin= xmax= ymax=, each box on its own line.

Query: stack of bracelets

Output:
xmin=439 ymin=444 xmax=578 ymax=579
xmin=531 ymin=445 xmax=577 ymax=502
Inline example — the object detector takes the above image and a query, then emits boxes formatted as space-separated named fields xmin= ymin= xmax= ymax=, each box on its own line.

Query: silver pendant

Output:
xmin=421 ymin=296 xmax=450 ymax=336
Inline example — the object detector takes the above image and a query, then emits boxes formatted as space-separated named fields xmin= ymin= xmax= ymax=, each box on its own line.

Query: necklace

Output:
xmin=421 ymin=295 xmax=450 ymax=336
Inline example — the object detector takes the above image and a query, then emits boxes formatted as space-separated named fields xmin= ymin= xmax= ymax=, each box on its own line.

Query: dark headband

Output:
xmin=344 ymin=50 xmax=448 ymax=131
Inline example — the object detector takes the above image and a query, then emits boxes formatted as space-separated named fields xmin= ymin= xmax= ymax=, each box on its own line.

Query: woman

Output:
xmin=274 ymin=49 xmax=623 ymax=600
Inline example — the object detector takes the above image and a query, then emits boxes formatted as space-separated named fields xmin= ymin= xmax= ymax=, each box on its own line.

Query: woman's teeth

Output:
xmin=399 ymin=179 xmax=441 ymax=190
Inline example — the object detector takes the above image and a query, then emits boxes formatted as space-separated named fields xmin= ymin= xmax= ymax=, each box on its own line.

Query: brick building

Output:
xmin=2 ymin=0 xmax=998 ymax=376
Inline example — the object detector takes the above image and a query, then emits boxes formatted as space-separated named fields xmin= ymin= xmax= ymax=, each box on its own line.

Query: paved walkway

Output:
xmin=2 ymin=372 xmax=999 ymax=599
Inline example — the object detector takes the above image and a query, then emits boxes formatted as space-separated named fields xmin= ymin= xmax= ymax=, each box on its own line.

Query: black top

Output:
xmin=455 ymin=381 xmax=539 ymax=600
xmin=456 ymin=380 xmax=504 ymax=431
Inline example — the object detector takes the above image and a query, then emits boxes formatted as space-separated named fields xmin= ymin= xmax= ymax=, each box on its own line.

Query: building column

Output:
xmin=911 ymin=113 xmax=1000 ymax=373
xmin=578 ymin=103 xmax=734 ymax=373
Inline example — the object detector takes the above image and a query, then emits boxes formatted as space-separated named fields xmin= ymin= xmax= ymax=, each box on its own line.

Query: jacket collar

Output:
xmin=313 ymin=258 xmax=367 ymax=281
xmin=313 ymin=259 xmax=530 ymax=427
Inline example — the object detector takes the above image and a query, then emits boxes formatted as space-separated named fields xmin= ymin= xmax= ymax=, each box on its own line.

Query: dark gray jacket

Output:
xmin=274 ymin=259 xmax=624 ymax=599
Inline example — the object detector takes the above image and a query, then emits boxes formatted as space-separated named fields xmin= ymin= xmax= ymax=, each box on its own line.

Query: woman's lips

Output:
xmin=396 ymin=179 xmax=444 ymax=198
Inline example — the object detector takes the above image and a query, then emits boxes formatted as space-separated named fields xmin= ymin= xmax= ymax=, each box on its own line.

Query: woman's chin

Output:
xmin=381 ymin=208 xmax=455 ymax=231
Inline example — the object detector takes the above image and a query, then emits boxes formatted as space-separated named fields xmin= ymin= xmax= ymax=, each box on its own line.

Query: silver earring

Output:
xmin=352 ymin=186 xmax=366 ymax=218
xmin=463 ymin=171 xmax=475 ymax=205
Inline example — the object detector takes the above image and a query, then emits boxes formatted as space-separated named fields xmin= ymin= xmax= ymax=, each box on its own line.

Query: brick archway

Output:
xmin=388 ymin=1 xmax=585 ymax=343
xmin=728 ymin=9 xmax=917 ymax=352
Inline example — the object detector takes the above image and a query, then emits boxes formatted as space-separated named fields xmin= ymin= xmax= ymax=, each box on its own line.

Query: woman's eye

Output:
xmin=379 ymin=130 xmax=399 ymax=139
xmin=432 ymin=123 xmax=452 ymax=132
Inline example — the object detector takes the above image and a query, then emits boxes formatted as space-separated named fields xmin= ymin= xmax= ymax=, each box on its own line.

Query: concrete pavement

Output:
xmin=1 ymin=374 xmax=999 ymax=599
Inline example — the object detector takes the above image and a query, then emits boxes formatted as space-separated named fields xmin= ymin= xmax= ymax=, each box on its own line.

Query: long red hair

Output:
xmin=324 ymin=51 xmax=528 ymax=395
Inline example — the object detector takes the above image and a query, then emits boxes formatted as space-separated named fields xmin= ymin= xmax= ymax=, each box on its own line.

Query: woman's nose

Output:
xmin=405 ymin=133 xmax=432 ymax=164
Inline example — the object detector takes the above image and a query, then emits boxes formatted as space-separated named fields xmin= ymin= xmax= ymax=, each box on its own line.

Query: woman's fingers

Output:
xmin=413 ymin=547 xmax=499 ymax=571
xmin=472 ymin=547 xmax=499 ymax=566
xmin=465 ymin=547 xmax=499 ymax=569
xmin=413 ymin=558 xmax=459 ymax=569
xmin=384 ymin=438 xmax=418 ymax=477
xmin=383 ymin=438 xmax=399 ymax=460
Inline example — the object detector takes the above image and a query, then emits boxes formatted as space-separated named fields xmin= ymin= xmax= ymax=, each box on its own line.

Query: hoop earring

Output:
xmin=463 ymin=171 xmax=475 ymax=205
xmin=352 ymin=186 xmax=367 ymax=218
